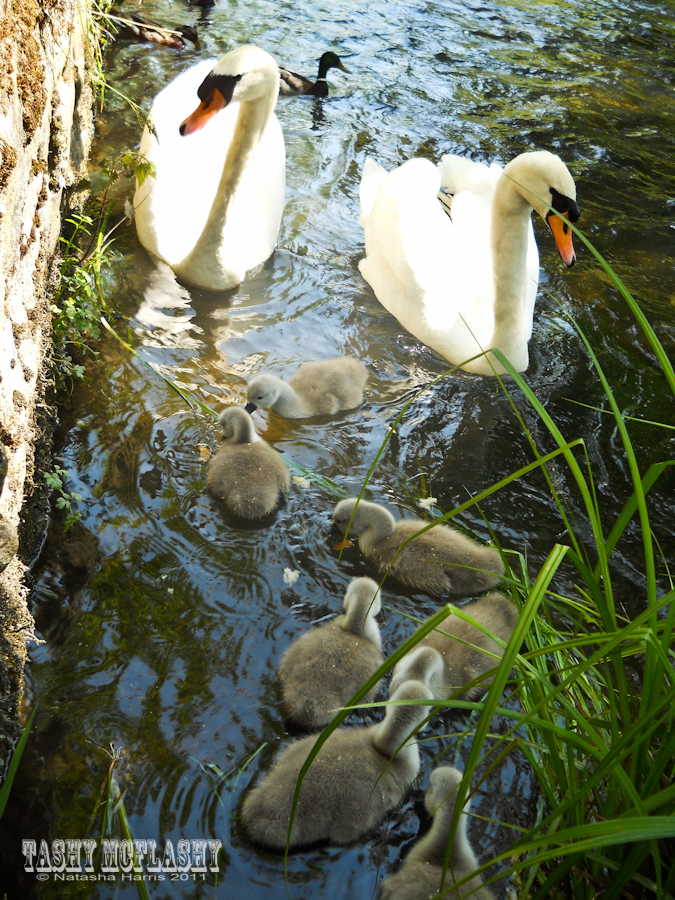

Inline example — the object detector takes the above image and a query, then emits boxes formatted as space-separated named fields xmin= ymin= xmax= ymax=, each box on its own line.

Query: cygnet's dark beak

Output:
xmin=244 ymin=401 xmax=257 ymax=413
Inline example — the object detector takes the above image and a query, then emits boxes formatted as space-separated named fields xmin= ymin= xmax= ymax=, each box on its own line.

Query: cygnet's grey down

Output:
xmin=391 ymin=593 xmax=519 ymax=700
xmin=241 ymin=680 xmax=433 ymax=848
xmin=379 ymin=766 xmax=494 ymax=900
xmin=278 ymin=577 xmax=384 ymax=729
xmin=245 ymin=357 xmax=368 ymax=418
xmin=332 ymin=498 xmax=504 ymax=597
xmin=206 ymin=407 xmax=289 ymax=519
xmin=389 ymin=646 xmax=445 ymax=698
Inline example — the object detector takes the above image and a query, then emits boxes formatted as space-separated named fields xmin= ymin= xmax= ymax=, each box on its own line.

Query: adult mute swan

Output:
xmin=359 ymin=151 xmax=580 ymax=375
xmin=134 ymin=45 xmax=285 ymax=291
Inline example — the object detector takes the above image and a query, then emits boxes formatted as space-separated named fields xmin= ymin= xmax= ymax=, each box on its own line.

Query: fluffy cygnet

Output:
xmin=392 ymin=593 xmax=519 ymax=700
xmin=389 ymin=646 xmax=445 ymax=699
xmin=278 ymin=577 xmax=384 ymax=729
xmin=245 ymin=357 xmax=368 ymax=418
xmin=241 ymin=680 xmax=433 ymax=848
xmin=332 ymin=499 xmax=504 ymax=597
xmin=379 ymin=766 xmax=494 ymax=900
xmin=206 ymin=407 xmax=289 ymax=519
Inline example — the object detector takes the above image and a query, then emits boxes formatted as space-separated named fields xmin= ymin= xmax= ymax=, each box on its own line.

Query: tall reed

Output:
xmin=284 ymin=221 xmax=675 ymax=899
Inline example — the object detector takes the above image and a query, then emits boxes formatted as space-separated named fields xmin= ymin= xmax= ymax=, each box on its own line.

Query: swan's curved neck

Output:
xmin=372 ymin=706 xmax=422 ymax=761
xmin=175 ymin=90 xmax=277 ymax=287
xmin=342 ymin=600 xmax=381 ymax=645
xmin=270 ymin=381 xmax=309 ymax=417
xmin=359 ymin=505 xmax=396 ymax=546
xmin=419 ymin=804 xmax=476 ymax=867
xmin=486 ymin=177 xmax=533 ymax=373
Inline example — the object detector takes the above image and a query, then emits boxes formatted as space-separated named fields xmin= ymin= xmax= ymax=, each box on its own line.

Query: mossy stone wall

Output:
xmin=0 ymin=0 xmax=94 ymax=767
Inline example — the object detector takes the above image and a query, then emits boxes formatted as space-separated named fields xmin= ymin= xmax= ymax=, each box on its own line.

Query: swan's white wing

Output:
xmin=359 ymin=158 xmax=450 ymax=329
xmin=359 ymin=157 xmax=499 ymax=363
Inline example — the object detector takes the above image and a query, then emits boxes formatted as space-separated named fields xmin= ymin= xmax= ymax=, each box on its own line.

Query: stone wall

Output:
xmin=0 ymin=0 xmax=94 ymax=766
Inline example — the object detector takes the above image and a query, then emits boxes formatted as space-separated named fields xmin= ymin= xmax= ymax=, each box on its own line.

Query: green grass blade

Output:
xmin=0 ymin=706 xmax=36 ymax=820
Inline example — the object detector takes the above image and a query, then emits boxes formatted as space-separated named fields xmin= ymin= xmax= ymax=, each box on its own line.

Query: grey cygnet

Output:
xmin=389 ymin=646 xmax=445 ymax=698
xmin=241 ymin=680 xmax=433 ymax=849
xmin=332 ymin=498 xmax=504 ymax=597
xmin=391 ymin=592 xmax=519 ymax=700
xmin=245 ymin=357 xmax=367 ymax=418
xmin=379 ymin=766 xmax=494 ymax=900
xmin=206 ymin=407 xmax=289 ymax=519
xmin=279 ymin=577 xmax=384 ymax=729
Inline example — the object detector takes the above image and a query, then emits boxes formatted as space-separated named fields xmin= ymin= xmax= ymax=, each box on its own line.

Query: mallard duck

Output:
xmin=206 ymin=407 xmax=289 ymax=519
xmin=379 ymin=766 xmax=494 ymax=899
xmin=245 ymin=357 xmax=367 ymax=418
xmin=359 ymin=151 xmax=579 ymax=374
xmin=278 ymin=577 xmax=383 ymax=729
xmin=115 ymin=14 xmax=198 ymax=49
xmin=134 ymin=45 xmax=285 ymax=291
xmin=279 ymin=51 xmax=349 ymax=97
xmin=241 ymin=680 xmax=433 ymax=848
xmin=332 ymin=498 xmax=504 ymax=596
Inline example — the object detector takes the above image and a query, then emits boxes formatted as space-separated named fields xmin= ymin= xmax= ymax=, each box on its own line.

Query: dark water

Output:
xmin=4 ymin=0 xmax=675 ymax=896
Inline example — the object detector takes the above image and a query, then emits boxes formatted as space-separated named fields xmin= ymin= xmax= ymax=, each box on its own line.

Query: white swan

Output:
xmin=359 ymin=150 xmax=580 ymax=375
xmin=134 ymin=45 xmax=285 ymax=291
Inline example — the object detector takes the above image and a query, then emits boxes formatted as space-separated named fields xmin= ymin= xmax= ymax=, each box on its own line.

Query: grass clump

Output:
xmin=284 ymin=220 xmax=675 ymax=899
xmin=52 ymin=150 xmax=153 ymax=389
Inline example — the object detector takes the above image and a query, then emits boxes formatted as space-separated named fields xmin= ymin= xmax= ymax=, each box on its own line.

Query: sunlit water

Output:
xmin=3 ymin=0 xmax=675 ymax=896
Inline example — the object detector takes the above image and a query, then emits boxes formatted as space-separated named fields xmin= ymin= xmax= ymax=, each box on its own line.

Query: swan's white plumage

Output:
xmin=359 ymin=153 xmax=564 ymax=375
xmin=134 ymin=48 xmax=285 ymax=290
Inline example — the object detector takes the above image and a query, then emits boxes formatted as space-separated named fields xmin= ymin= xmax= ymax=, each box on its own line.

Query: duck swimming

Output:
xmin=279 ymin=51 xmax=349 ymax=97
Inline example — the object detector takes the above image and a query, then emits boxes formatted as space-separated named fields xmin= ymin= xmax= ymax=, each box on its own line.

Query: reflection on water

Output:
xmin=6 ymin=0 xmax=675 ymax=897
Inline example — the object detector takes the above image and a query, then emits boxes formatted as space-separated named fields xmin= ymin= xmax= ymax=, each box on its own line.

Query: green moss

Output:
xmin=0 ymin=0 xmax=55 ymax=143
xmin=30 ymin=157 xmax=47 ymax=176
xmin=17 ymin=29 xmax=46 ymax=141
xmin=0 ymin=138 xmax=17 ymax=190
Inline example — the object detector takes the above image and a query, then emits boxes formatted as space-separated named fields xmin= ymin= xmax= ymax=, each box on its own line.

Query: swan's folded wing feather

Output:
xmin=359 ymin=158 xmax=452 ymax=332
xmin=359 ymin=157 xmax=388 ymax=220
xmin=437 ymin=154 xmax=497 ymax=195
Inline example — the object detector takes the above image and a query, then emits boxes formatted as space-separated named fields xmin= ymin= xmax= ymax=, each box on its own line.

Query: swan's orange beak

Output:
xmin=179 ymin=89 xmax=227 ymax=136
xmin=548 ymin=211 xmax=576 ymax=267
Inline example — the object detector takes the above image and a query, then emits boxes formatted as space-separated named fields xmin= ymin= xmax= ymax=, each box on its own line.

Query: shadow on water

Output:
xmin=2 ymin=0 xmax=675 ymax=897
